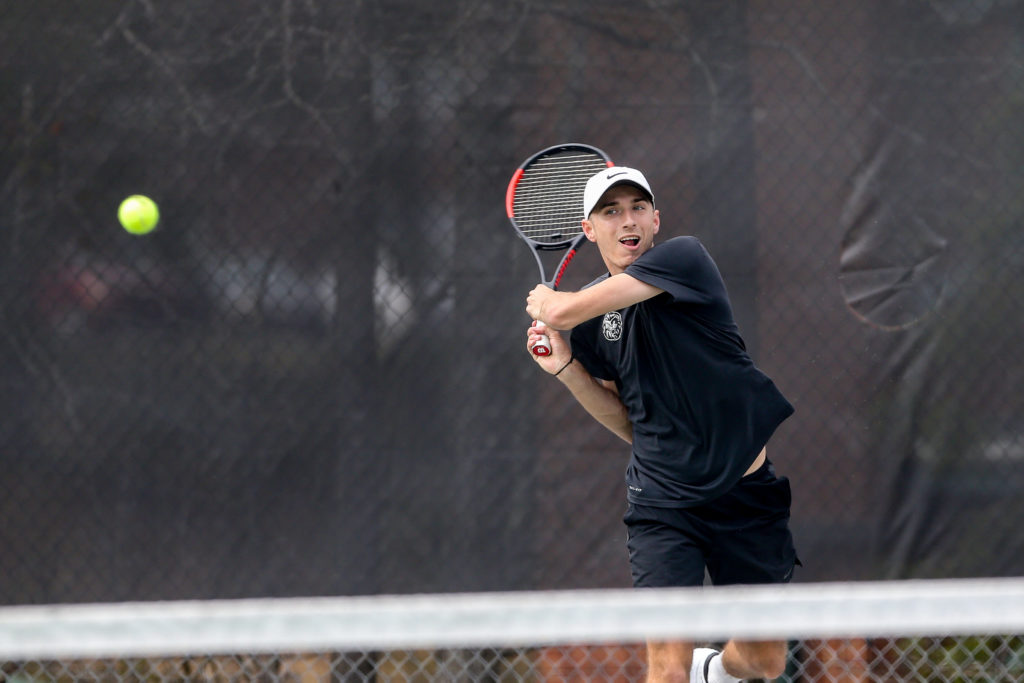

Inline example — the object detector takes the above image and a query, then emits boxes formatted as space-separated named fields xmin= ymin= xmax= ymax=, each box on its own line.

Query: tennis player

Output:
xmin=525 ymin=166 xmax=799 ymax=683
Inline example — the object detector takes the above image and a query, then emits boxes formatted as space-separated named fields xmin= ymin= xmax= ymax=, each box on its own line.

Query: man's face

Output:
xmin=582 ymin=184 xmax=660 ymax=275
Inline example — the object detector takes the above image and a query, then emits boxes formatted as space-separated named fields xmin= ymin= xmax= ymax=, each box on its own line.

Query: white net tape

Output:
xmin=2 ymin=579 xmax=1023 ymax=681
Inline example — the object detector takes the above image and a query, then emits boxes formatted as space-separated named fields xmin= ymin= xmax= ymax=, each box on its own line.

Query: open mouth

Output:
xmin=619 ymin=236 xmax=641 ymax=248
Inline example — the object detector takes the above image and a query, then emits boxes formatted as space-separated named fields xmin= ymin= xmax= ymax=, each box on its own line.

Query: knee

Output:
xmin=731 ymin=641 xmax=788 ymax=680
xmin=747 ymin=644 xmax=788 ymax=679
xmin=757 ymin=653 xmax=787 ymax=679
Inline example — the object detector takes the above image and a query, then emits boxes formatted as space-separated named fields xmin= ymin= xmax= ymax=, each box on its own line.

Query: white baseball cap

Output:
xmin=582 ymin=166 xmax=655 ymax=217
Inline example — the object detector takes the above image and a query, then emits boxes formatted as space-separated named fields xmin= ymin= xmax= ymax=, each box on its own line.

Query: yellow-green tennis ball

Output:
xmin=118 ymin=195 xmax=160 ymax=235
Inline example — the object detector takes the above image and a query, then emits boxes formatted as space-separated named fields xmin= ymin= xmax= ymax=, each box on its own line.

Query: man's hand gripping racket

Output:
xmin=505 ymin=143 xmax=612 ymax=357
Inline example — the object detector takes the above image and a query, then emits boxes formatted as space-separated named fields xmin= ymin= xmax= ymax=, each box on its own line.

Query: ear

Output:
xmin=652 ymin=209 xmax=660 ymax=235
xmin=582 ymin=218 xmax=598 ymax=243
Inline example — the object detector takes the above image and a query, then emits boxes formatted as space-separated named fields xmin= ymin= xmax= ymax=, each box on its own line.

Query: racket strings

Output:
xmin=512 ymin=152 xmax=608 ymax=244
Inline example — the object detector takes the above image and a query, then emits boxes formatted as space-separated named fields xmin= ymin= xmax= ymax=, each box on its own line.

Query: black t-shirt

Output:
xmin=570 ymin=236 xmax=794 ymax=507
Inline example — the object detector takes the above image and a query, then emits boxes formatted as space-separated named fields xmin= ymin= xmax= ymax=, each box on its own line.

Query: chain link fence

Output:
xmin=2 ymin=0 xmax=1023 ymax=609
xmin=4 ymin=637 xmax=1024 ymax=683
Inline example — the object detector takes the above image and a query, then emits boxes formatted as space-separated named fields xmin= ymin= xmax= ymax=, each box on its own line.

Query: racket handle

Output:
xmin=531 ymin=334 xmax=552 ymax=356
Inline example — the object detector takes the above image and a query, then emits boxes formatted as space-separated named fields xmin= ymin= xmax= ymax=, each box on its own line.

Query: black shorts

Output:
xmin=624 ymin=460 xmax=799 ymax=588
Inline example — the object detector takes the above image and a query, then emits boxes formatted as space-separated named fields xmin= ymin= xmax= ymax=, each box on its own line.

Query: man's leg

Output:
xmin=721 ymin=639 xmax=788 ymax=680
xmin=703 ymin=460 xmax=798 ymax=681
xmin=646 ymin=639 xmax=694 ymax=683
xmin=626 ymin=503 xmax=708 ymax=682
xmin=646 ymin=642 xmax=785 ymax=683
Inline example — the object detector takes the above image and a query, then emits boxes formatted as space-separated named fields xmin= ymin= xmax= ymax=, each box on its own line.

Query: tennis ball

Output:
xmin=118 ymin=195 xmax=160 ymax=235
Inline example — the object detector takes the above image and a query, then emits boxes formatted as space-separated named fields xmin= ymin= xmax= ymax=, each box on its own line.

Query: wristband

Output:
xmin=554 ymin=356 xmax=575 ymax=376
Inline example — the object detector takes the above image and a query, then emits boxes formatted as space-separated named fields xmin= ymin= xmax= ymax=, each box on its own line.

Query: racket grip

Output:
xmin=531 ymin=334 xmax=552 ymax=356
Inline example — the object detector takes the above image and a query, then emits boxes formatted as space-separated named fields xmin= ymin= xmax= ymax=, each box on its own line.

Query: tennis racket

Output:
xmin=505 ymin=143 xmax=613 ymax=356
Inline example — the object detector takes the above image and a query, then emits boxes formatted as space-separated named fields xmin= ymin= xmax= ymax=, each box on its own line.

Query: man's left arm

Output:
xmin=526 ymin=273 xmax=663 ymax=330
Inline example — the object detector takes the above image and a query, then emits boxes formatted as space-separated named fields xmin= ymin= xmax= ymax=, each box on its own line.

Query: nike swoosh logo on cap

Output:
xmin=606 ymin=170 xmax=628 ymax=179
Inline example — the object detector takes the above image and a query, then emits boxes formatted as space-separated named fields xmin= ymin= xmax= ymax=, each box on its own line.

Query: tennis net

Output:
xmin=2 ymin=578 xmax=1023 ymax=682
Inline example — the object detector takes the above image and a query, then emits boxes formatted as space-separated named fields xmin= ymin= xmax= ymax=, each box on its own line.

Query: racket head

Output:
xmin=505 ymin=143 xmax=613 ymax=250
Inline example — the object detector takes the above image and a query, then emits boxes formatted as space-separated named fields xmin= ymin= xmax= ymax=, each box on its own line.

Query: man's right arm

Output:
xmin=555 ymin=359 xmax=632 ymax=444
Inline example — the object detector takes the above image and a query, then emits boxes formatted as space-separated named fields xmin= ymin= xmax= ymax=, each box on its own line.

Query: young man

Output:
xmin=525 ymin=167 xmax=798 ymax=683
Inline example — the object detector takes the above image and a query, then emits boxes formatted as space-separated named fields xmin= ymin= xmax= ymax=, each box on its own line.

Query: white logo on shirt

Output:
xmin=602 ymin=311 xmax=623 ymax=342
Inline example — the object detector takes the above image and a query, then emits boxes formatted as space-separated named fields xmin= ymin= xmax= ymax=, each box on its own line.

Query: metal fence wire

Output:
xmin=5 ymin=581 xmax=1024 ymax=683
xmin=0 ymin=639 xmax=1022 ymax=683
xmin=4 ymin=638 xmax=1024 ymax=683
xmin=2 ymin=0 xmax=1023 ymax=606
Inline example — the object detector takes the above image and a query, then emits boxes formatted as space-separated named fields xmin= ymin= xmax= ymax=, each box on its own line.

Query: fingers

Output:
xmin=525 ymin=284 xmax=554 ymax=321
xmin=527 ymin=320 xmax=547 ymax=351
xmin=526 ymin=322 xmax=570 ymax=373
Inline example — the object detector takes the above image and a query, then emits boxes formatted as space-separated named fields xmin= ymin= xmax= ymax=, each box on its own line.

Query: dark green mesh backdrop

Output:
xmin=1 ymin=0 xmax=1022 ymax=604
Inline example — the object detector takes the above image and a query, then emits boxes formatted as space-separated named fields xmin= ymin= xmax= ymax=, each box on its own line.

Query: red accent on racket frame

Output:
xmin=552 ymin=248 xmax=578 ymax=289
xmin=505 ymin=168 xmax=524 ymax=218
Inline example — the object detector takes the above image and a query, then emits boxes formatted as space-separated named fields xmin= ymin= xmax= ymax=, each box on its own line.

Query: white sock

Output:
xmin=691 ymin=647 xmax=742 ymax=683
